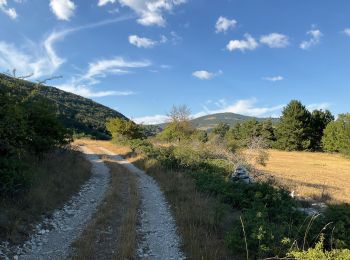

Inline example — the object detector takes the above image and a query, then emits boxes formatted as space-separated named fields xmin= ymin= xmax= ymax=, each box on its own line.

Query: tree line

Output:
xmin=107 ymin=101 xmax=350 ymax=156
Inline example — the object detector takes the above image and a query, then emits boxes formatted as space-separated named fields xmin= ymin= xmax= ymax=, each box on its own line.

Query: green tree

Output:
xmin=275 ymin=100 xmax=312 ymax=151
xmin=322 ymin=114 xmax=350 ymax=155
xmin=310 ymin=110 xmax=334 ymax=151
xmin=213 ymin=122 xmax=230 ymax=138
xmin=158 ymin=105 xmax=194 ymax=142
xmin=260 ymin=119 xmax=276 ymax=147
xmin=106 ymin=118 xmax=145 ymax=142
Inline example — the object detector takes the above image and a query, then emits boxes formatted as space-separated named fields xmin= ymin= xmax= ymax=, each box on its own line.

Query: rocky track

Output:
xmin=0 ymin=147 xmax=110 ymax=260
xmin=97 ymin=147 xmax=185 ymax=260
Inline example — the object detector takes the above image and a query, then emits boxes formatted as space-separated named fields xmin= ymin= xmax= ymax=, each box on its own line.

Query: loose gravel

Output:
xmin=98 ymin=147 xmax=185 ymax=260
xmin=0 ymin=147 xmax=110 ymax=260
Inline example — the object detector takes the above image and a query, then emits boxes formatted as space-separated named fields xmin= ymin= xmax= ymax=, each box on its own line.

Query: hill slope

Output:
xmin=191 ymin=112 xmax=279 ymax=130
xmin=0 ymin=74 xmax=127 ymax=139
xmin=154 ymin=112 xmax=278 ymax=131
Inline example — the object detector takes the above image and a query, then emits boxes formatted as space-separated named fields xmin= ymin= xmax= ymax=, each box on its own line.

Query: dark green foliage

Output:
xmin=225 ymin=119 xmax=276 ymax=148
xmin=321 ymin=204 xmax=350 ymax=248
xmin=106 ymin=117 xmax=145 ymax=142
xmin=275 ymin=100 xmax=313 ymax=151
xmin=213 ymin=122 xmax=230 ymax=138
xmin=0 ymin=76 xmax=71 ymax=197
xmin=322 ymin=114 xmax=350 ymax=155
xmin=0 ymin=73 xmax=127 ymax=139
xmin=310 ymin=110 xmax=334 ymax=151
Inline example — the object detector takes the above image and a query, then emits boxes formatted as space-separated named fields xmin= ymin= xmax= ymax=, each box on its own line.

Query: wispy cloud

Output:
xmin=342 ymin=28 xmax=350 ymax=36
xmin=215 ymin=16 xmax=237 ymax=33
xmin=263 ymin=76 xmax=284 ymax=82
xmin=226 ymin=34 xmax=259 ymax=52
xmin=306 ymin=102 xmax=330 ymax=111
xmin=0 ymin=16 xmax=132 ymax=79
xmin=0 ymin=0 xmax=17 ymax=19
xmin=50 ymin=0 xmax=76 ymax=21
xmin=134 ymin=114 xmax=169 ymax=124
xmin=192 ymin=70 xmax=222 ymax=80
xmin=55 ymin=56 xmax=150 ymax=98
xmin=300 ymin=28 xmax=323 ymax=50
xmin=56 ymin=83 xmax=135 ymax=98
xmin=260 ymin=33 xmax=289 ymax=48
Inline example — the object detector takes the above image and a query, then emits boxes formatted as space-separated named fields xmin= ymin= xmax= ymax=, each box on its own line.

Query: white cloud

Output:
xmin=98 ymin=0 xmax=116 ymax=6
xmin=207 ymin=98 xmax=284 ymax=117
xmin=0 ymin=0 xmax=18 ymax=19
xmin=84 ymin=57 xmax=151 ymax=80
xmin=192 ymin=70 xmax=222 ymax=80
xmin=50 ymin=0 xmax=76 ymax=21
xmin=0 ymin=30 xmax=66 ymax=78
xmin=300 ymin=29 xmax=323 ymax=50
xmin=226 ymin=34 xmax=259 ymax=52
xmin=134 ymin=114 xmax=169 ymax=124
xmin=56 ymin=83 xmax=134 ymax=98
xmin=0 ymin=17 xmax=132 ymax=79
xmin=118 ymin=0 xmax=186 ymax=26
xmin=342 ymin=28 xmax=350 ymax=36
xmin=260 ymin=33 xmax=289 ymax=48
xmin=55 ymin=57 xmax=150 ymax=98
xmin=263 ymin=76 xmax=284 ymax=82
xmin=306 ymin=103 xmax=330 ymax=111
xmin=128 ymin=35 xmax=157 ymax=48
xmin=215 ymin=16 xmax=237 ymax=33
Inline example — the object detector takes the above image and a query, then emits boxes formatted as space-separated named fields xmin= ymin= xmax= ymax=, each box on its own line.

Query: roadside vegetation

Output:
xmin=106 ymin=102 xmax=350 ymax=259
xmin=0 ymin=76 xmax=91 ymax=244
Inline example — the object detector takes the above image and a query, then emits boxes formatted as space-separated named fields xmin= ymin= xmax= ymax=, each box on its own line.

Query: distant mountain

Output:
xmin=191 ymin=112 xmax=279 ymax=130
xmin=153 ymin=112 xmax=279 ymax=131
xmin=0 ymin=74 xmax=127 ymax=139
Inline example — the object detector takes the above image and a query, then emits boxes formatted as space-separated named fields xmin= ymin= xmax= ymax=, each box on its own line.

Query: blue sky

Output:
xmin=1 ymin=0 xmax=350 ymax=124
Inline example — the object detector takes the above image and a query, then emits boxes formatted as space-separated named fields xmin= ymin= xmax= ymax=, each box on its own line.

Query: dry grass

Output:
xmin=71 ymin=152 xmax=139 ymax=259
xmin=0 ymin=148 xmax=92 ymax=243
xmin=252 ymin=149 xmax=350 ymax=204
xmin=133 ymin=158 xmax=240 ymax=260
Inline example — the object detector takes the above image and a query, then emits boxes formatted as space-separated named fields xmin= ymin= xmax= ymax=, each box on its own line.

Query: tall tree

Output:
xmin=310 ymin=109 xmax=334 ymax=150
xmin=322 ymin=114 xmax=350 ymax=155
xmin=158 ymin=105 xmax=194 ymax=142
xmin=275 ymin=100 xmax=312 ymax=151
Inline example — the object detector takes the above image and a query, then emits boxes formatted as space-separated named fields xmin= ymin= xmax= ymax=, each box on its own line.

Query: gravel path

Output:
xmin=97 ymin=147 xmax=185 ymax=260
xmin=1 ymin=147 xmax=110 ymax=260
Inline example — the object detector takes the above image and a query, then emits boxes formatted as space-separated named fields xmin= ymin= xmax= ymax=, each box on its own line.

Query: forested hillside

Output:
xmin=0 ymin=74 xmax=128 ymax=139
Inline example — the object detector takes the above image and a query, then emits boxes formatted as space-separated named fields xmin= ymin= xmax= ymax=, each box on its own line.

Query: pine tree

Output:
xmin=275 ymin=100 xmax=312 ymax=151
xmin=310 ymin=109 xmax=334 ymax=150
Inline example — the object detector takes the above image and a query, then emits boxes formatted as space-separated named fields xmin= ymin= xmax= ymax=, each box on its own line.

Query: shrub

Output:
xmin=288 ymin=235 xmax=350 ymax=260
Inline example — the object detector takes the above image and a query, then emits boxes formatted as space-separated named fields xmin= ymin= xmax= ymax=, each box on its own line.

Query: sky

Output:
xmin=1 ymin=0 xmax=350 ymax=124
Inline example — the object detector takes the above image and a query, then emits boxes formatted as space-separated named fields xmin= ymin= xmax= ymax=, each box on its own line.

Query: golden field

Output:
xmin=254 ymin=150 xmax=350 ymax=204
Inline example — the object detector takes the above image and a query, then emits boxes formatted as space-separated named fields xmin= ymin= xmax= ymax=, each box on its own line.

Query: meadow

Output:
xmin=254 ymin=150 xmax=350 ymax=204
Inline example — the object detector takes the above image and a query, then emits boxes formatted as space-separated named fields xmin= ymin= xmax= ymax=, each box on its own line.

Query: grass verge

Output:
xmin=71 ymin=155 xmax=139 ymax=259
xmin=133 ymin=157 xmax=240 ymax=260
xmin=0 ymin=148 xmax=92 ymax=243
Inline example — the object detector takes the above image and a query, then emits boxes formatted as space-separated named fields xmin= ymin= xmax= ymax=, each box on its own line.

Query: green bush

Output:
xmin=288 ymin=235 xmax=350 ymax=260
xmin=0 ymin=78 xmax=72 ymax=197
